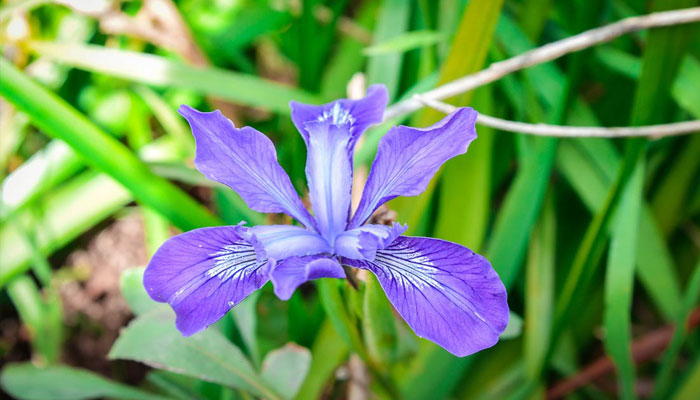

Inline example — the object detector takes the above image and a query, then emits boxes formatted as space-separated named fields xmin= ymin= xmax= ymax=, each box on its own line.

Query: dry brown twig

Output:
xmin=415 ymin=94 xmax=700 ymax=138
xmin=385 ymin=7 xmax=700 ymax=120
xmin=547 ymin=307 xmax=700 ymax=399
xmin=385 ymin=7 xmax=700 ymax=139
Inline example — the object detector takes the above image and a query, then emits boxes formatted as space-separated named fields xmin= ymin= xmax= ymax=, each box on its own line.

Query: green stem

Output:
xmin=0 ymin=58 xmax=220 ymax=231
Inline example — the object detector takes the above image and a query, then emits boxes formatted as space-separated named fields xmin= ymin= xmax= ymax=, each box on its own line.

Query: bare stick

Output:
xmin=415 ymin=95 xmax=700 ymax=138
xmin=385 ymin=7 xmax=700 ymax=121
xmin=547 ymin=307 xmax=700 ymax=399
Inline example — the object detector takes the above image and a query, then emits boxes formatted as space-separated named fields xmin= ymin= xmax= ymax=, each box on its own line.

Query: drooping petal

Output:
xmin=303 ymin=120 xmax=354 ymax=244
xmin=179 ymin=105 xmax=315 ymax=229
xmin=290 ymin=84 xmax=389 ymax=150
xmin=269 ymin=256 xmax=345 ymax=300
xmin=334 ymin=222 xmax=407 ymax=261
xmin=144 ymin=226 xmax=271 ymax=336
xmin=343 ymin=236 xmax=508 ymax=357
xmin=251 ymin=225 xmax=330 ymax=260
xmin=349 ymin=108 xmax=478 ymax=228
xmin=290 ymin=86 xmax=388 ymax=244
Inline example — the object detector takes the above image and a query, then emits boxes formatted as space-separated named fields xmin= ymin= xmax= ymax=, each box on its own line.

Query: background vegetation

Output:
xmin=1 ymin=0 xmax=699 ymax=399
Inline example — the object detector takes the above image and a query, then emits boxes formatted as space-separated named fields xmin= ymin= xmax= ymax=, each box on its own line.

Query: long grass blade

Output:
xmin=0 ymin=58 xmax=220 ymax=231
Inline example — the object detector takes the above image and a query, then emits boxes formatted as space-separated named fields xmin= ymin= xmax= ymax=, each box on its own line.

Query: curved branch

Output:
xmin=385 ymin=7 xmax=700 ymax=121
xmin=415 ymin=95 xmax=700 ymax=138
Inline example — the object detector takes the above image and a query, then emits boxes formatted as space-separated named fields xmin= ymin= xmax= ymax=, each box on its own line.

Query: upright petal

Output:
xmin=251 ymin=225 xmax=331 ymax=260
xmin=144 ymin=226 xmax=271 ymax=336
xmin=343 ymin=236 xmax=508 ymax=357
xmin=269 ymin=256 xmax=346 ymax=300
xmin=303 ymin=120 xmax=354 ymax=244
xmin=290 ymin=84 xmax=389 ymax=150
xmin=350 ymin=108 xmax=478 ymax=228
xmin=334 ymin=222 xmax=407 ymax=261
xmin=179 ymin=105 xmax=315 ymax=229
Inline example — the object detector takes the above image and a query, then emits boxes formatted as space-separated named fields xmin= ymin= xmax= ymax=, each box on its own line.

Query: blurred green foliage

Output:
xmin=1 ymin=0 xmax=699 ymax=399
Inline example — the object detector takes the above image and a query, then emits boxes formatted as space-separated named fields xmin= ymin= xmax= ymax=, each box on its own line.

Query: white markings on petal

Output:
xmin=207 ymin=244 xmax=260 ymax=281
xmin=318 ymin=103 xmax=355 ymax=125
xmin=374 ymin=248 xmax=442 ymax=291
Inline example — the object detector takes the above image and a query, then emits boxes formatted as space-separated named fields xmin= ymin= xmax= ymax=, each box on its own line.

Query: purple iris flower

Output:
xmin=144 ymin=85 xmax=509 ymax=357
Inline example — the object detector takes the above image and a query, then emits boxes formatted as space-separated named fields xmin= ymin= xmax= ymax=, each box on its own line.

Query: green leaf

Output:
xmin=391 ymin=0 xmax=504 ymax=234
xmin=1 ymin=140 xmax=84 ymax=221
xmin=433 ymin=86 xmax=494 ymax=251
xmin=0 ymin=57 xmax=221 ymax=231
xmin=603 ymin=158 xmax=645 ymax=400
xmin=672 ymin=56 xmax=700 ymax=118
xmin=317 ymin=279 xmax=368 ymax=361
xmin=0 ymin=363 xmax=167 ymax=400
xmin=486 ymin=137 xmax=557 ymax=288
xmin=653 ymin=259 xmax=700 ymax=400
xmin=26 ymin=42 xmax=319 ymax=114
xmin=293 ymin=320 xmax=348 ymax=400
xmin=109 ymin=309 xmax=281 ymax=400
xmin=365 ymin=0 xmax=412 ymax=99
xmin=6 ymin=275 xmax=63 ymax=364
xmin=395 ymin=2 xmax=506 ymax=398
xmin=524 ymin=194 xmax=555 ymax=379
xmin=119 ymin=267 xmax=161 ymax=316
xmin=364 ymin=30 xmax=446 ymax=56
xmin=671 ymin=354 xmax=700 ymax=400
xmin=0 ymin=172 xmax=132 ymax=287
xmin=500 ymin=312 xmax=523 ymax=340
xmin=231 ymin=291 xmax=262 ymax=367
xmin=363 ymin=273 xmax=398 ymax=367
xmin=261 ymin=343 xmax=311 ymax=400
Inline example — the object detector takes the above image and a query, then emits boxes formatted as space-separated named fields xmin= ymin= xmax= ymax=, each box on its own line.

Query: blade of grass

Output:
xmin=395 ymin=2 xmax=506 ymax=398
xmin=391 ymin=0 xmax=504 ymax=240
xmin=0 ymin=172 xmax=131 ymax=287
xmin=652 ymin=259 xmax=700 ymax=399
xmin=524 ymin=193 xmax=555 ymax=381
xmin=365 ymin=0 xmax=412 ymax=99
xmin=293 ymin=319 xmax=348 ymax=400
xmin=557 ymin=140 xmax=683 ymax=321
xmin=486 ymin=137 xmax=557 ymax=289
xmin=320 ymin=1 xmax=378 ymax=100
xmin=26 ymin=42 xmax=319 ymax=114
xmin=363 ymin=273 xmax=398 ymax=368
xmin=363 ymin=30 xmax=446 ymax=56
xmin=1 ymin=140 xmax=85 ymax=221
xmin=432 ymin=85 xmax=494 ymax=251
xmin=671 ymin=353 xmax=700 ymax=400
xmin=498 ymin=12 xmax=683 ymax=321
xmin=550 ymin=0 xmax=697 ymax=379
xmin=317 ymin=279 xmax=368 ymax=361
xmin=651 ymin=133 xmax=700 ymax=236
xmin=603 ymin=158 xmax=645 ymax=400
xmin=6 ymin=275 xmax=63 ymax=364
xmin=0 ymin=58 xmax=220 ymax=231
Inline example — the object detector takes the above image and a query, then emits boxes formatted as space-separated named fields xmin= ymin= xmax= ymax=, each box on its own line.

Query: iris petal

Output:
xmin=350 ymin=108 xmax=478 ymax=228
xmin=303 ymin=121 xmax=354 ymax=244
xmin=342 ymin=236 xmax=508 ymax=357
xmin=289 ymin=86 xmax=388 ymax=244
xmin=269 ymin=256 xmax=346 ymax=300
xmin=251 ymin=224 xmax=331 ymax=260
xmin=144 ymin=226 xmax=271 ymax=336
xmin=179 ymin=105 xmax=315 ymax=229
xmin=290 ymin=84 xmax=388 ymax=152
xmin=334 ymin=222 xmax=407 ymax=261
